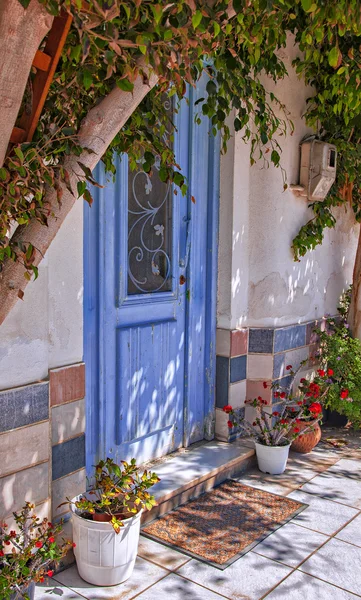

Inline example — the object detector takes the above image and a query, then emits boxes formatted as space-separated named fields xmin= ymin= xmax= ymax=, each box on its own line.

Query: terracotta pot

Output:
xmin=291 ymin=420 xmax=321 ymax=454
xmin=92 ymin=512 xmax=112 ymax=522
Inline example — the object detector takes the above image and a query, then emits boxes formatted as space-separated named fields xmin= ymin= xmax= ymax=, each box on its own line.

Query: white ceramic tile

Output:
xmin=135 ymin=573 xmax=226 ymax=599
xmin=216 ymin=329 xmax=230 ymax=357
xmin=0 ymin=421 xmax=49 ymax=477
xmin=35 ymin=580 xmax=83 ymax=599
xmin=252 ymin=521 xmax=328 ymax=567
xmin=138 ymin=536 xmax=190 ymax=570
xmin=54 ymin=559 xmax=167 ymax=599
xmin=247 ymin=354 xmax=273 ymax=380
xmin=301 ymin=471 xmax=361 ymax=508
xmin=177 ymin=552 xmax=291 ymax=600
xmin=0 ymin=462 xmax=49 ymax=518
xmin=336 ymin=514 xmax=361 ymax=547
xmin=228 ymin=380 xmax=246 ymax=408
xmin=52 ymin=399 xmax=85 ymax=445
xmin=300 ymin=537 xmax=361 ymax=596
xmin=265 ymin=570 xmax=359 ymax=599
xmin=52 ymin=468 xmax=86 ymax=518
xmin=287 ymin=490 xmax=358 ymax=535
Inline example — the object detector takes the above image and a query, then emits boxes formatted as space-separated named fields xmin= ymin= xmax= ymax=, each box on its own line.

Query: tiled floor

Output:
xmin=35 ymin=433 xmax=361 ymax=599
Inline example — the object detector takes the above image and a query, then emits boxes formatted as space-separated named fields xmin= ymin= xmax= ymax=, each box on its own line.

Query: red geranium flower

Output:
xmin=39 ymin=577 xmax=44 ymax=583
xmin=273 ymin=411 xmax=280 ymax=416
xmin=35 ymin=541 xmax=42 ymax=548
xmin=274 ymin=391 xmax=280 ymax=398
xmin=227 ymin=420 xmax=233 ymax=429
xmin=48 ymin=522 xmax=53 ymax=528
xmin=286 ymin=365 xmax=292 ymax=370
xmin=5 ymin=541 xmax=10 ymax=546
xmin=280 ymin=392 xmax=286 ymax=399
xmin=327 ymin=369 xmax=334 ymax=376
xmin=309 ymin=402 xmax=322 ymax=415
xmin=222 ymin=404 xmax=233 ymax=414
xmin=0 ymin=550 xmax=4 ymax=557
xmin=300 ymin=378 xmax=306 ymax=383
xmin=9 ymin=531 xmax=16 ymax=538
xmin=317 ymin=369 xmax=325 ymax=377
xmin=72 ymin=542 xmax=76 ymax=548
xmin=340 ymin=389 xmax=349 ymax=399
xmin=252 ymin=421 xmax=257 ymax=426
xmin=293 ymin=427 xmax=300 ymax=433
xmin=263 ymin=382 xmax=268 ymax=389
xmin=280 ymin=418 xmax=288 ymax=424
xmin=48 ymin=536 xmax=55 ymax=543
xmin=297 ymin=400 xmax=303 ymax=405
xmin=47 ymin=570 xmax=54 ymax=577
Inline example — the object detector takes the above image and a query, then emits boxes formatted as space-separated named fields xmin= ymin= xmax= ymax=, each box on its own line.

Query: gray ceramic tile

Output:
xmin=287 ymin=490 xmax=359 ymax=535
xmin=52 ymin=434 xmax=85 ymax=481
xmin=274 ymin=325 xmax=306 ymax=353
xmin=336 ymin=514 xmax=361 ymax=547
xmin=177 ymin=553 xmax=291 ymax=600
xmin=53 ymin=559 xmax=167 ymax=600
xmin=248 ymin=329 xmax=274 ymax=353
xmin=273 ymin=353 xmax=285 ymax=379
xmin=230 ymin=355 xmax=247 ymax=383
xmin=0 ymin=382 xmax=49 ymax=433
xmin=135 ymin=573 xmax=226 ymax=600
xmin=216 ymin=356 xmax=229 ymax=407
xmin=300 ymin=470 xmax=361 ymax=508
xmin=252 ymin=522 xmax=327 ymax=567
xmin=138 ymin=536 xmax=191 ymax=570
xmin=265 ymin=570 xmax=360 ymax=599
xmin=300 ymin=537 xmax=361 ymax=596
xmin=35 ymin=580 xmax=83 ymax=599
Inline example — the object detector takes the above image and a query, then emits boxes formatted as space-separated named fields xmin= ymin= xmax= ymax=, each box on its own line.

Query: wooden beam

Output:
xmin=32 ymin=49 xmax=52 ymax=72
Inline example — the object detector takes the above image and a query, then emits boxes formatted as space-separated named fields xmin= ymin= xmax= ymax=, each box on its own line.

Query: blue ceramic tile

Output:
xmin=52 ymin=434 xmax=85 ymax=481
xmin=216 ymin=356 xmax=229 ymax=407
xmin=248 ymin=329 xmax=274 ymax=353
xmin=274 ymin=325 xmax=306 ymax=353
xmin=273 ymin=353 xmax=285 ymax=379
xmin=230 ymin=355 xmax=247 ymax=383
xmin=0 ymin=382 xmax=49 ymax=433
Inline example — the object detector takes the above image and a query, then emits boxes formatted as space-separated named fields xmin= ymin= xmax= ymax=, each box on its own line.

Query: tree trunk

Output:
xmin=349 ymin=226 xmax=361 ymax=337
xmin=0 ymin=0 xmax=53 ymax=167
xmin=0 ymin=69 xmax=158 ymax=326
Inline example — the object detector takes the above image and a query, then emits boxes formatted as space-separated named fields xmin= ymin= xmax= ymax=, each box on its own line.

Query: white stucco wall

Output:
xmin=218 ymin=38 xmax=359 ymax=330
xmin=0 ymin=200 xmax=83 ymax=390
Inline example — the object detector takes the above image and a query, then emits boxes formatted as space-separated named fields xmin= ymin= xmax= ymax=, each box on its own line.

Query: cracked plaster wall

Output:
xmin=0 ymin=200 xmax=83 ymax=390
xmin=217 ymin=37 xmax=359 ymax=329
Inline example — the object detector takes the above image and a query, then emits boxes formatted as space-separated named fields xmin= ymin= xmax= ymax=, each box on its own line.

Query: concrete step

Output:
xmin=141 ymin=439 xmax=256 ymax=525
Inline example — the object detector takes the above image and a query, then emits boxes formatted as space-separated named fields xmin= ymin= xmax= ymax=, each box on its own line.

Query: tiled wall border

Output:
xmin=0 ymin=362 xmax=86 ymax=526
xmin=215 ymin=319 xmax=326 ymax=442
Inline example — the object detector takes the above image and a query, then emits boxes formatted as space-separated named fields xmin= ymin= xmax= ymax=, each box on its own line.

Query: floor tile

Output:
xmin=301 ymin=470 xmax=361 ymax=508
xmin=252 ymin=522 xmax=327 ymax=567
xmin=138 ymin=535 xmax=190 ymax=570
xmin=234 ymin=462 xmax=320 ymax=496
xmin=35 ymin=580 xmax=84 ymax=599
xmin=53 ymin=558 xmax=167 ymax=600
xmin=135 ymin=573 xmax=227 ymax=599
xmin=300 ymin=537 xmax=361 ymax=596
xmin=326 ymin=458 xmax=361 ymax=478
xmin=287 ymin=490 xmax=359 ymax=535
xmin=264 ymin=570 xmax=360 ymax=599
xmin=177 ymin=552 xmax=291 ymax=600
xmin=336 ymin=514 xmax=361 ymax=547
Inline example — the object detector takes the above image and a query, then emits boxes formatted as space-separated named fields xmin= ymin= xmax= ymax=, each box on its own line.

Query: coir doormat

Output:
xmin=142 ymin=480 xmax=307 ymax=569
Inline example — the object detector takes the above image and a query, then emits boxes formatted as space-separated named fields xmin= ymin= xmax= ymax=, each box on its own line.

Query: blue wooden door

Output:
xmin=84 ymin=77 xmax=220 ymax=471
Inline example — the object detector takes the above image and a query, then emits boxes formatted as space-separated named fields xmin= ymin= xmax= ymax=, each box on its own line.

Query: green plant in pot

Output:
xmin=315 ymin=288 xmax=361 ymax=429
xmin=0 ymin=502 xmax=72 ymax=600
xmin=223 ymin=365 xmax=327 ymax=473
xmin=68 ymin=457 xmax=159 ymax=587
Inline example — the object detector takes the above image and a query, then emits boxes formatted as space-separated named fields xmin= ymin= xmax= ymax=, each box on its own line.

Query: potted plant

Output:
xmin=67 ymin=457 xmax=159 ymax=587
xmin=314 ymin=288 xmax=361 ymax=429
xmin=223 ymin=365 xmax=326 ymax=473
xmin=290 ymin=370 xmax=329 ymax=453
xmin=0 ymin=502 xmax=73 ymax=600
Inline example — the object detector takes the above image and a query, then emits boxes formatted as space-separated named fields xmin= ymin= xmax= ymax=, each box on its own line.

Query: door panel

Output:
xmin=84 ymin=76 xmax=220 ymax=471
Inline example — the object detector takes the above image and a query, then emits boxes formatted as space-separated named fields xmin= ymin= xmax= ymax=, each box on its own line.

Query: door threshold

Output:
xmin=141 ymin=439 xmax=256 ymax=525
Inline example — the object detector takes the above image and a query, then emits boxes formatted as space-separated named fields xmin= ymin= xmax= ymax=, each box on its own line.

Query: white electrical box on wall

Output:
xmin=299 ymin=139 xmax=337 ymax=201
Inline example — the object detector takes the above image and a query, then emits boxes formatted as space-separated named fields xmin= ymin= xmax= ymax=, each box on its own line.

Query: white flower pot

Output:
xmin=255 ymin=442 xmax=291 ymax=475
xmin=71 ymin=495 xmax=142 ymax=586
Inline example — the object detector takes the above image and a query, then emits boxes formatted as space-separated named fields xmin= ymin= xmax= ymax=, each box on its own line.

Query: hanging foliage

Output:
xmin=1 ymin=0 xmax=361 ymax=279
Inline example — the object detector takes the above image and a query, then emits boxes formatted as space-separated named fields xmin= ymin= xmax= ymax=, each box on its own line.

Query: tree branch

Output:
xmin=0 ymin=0 xmax=53 ymax=167
xmin=0 ymin=69 xmax=158 ymax=325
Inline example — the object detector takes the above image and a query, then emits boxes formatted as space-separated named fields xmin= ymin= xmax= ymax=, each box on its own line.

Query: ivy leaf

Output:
xmin=17 ymin=0 xmax=31 ymax=6
xmin=192 ymin=10 xmax=202 ymax=29
xmin=301 ymin=0 xmax=312 ymax=11
xmin=116 ymin=78 xmax=134 ymax=92
xmin=328 ymin=46 xmax=342 ymax=68
xmin=82 ymin=70 xmax=93 ymax=90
